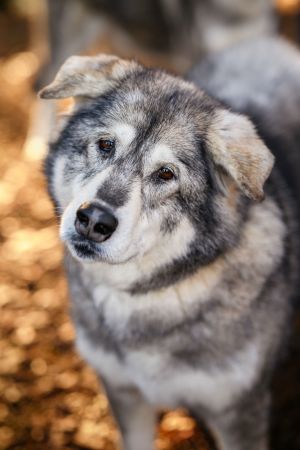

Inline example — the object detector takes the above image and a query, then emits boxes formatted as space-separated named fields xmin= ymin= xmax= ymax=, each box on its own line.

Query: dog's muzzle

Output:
xmin=75 ymin=202 xmax=118 ymax=243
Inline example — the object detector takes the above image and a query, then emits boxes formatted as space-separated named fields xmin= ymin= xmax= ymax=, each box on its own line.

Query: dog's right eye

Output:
xmin=97 ymin=138 xmax=115 ymax=154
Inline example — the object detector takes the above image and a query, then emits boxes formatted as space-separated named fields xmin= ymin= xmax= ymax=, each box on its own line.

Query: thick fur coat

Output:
xmin=41 ymin=37 xmax=299 ymax=450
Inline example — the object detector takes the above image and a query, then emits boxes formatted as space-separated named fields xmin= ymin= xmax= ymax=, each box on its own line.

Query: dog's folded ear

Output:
xmin=39 ymin=54 xmax=139 ymax=100
xmin=209 ymin=109 xmax=275 ymax=201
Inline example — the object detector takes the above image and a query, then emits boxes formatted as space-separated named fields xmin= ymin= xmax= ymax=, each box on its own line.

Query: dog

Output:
xmin=40 ymin=35 xmax=299 ymax=450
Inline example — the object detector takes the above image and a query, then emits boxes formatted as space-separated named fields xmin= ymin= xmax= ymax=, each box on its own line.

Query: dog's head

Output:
xmin=41 ymin=54 xmax=274 ymax=267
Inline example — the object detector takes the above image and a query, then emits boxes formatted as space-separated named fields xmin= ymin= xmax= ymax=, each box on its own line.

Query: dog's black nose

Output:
xmin=75 ymin=202 xmax=118 ymax=242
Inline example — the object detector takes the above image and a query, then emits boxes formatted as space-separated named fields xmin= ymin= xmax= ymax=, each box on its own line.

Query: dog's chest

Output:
xmin=73 ymin=269 xmax=261 ymax=413
xmin=76 ymin=321 xmax=260 ymax=413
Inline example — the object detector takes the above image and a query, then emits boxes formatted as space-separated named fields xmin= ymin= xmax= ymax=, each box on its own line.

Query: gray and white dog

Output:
xmin=40 ymin=36 xmax=300 ymax=450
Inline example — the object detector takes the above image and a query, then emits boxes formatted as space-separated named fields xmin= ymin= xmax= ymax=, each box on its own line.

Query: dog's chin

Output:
xmin=67 ymin=238 xmax=102 ymax=263
xmin=65 ymin=236 xmax=137 ymax=265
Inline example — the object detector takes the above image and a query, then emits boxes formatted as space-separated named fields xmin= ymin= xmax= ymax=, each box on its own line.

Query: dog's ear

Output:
xmin=39 ymin=54 xmax=139 ymax=100
xmin=208 ymin=109 xmax=274 ymax=201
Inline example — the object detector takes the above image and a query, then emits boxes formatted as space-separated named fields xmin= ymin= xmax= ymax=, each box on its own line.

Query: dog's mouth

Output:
xmin=67 ymin=234 xmax=102 ymax=261
xmin=65 ymin=232 xmax=140 ymax=265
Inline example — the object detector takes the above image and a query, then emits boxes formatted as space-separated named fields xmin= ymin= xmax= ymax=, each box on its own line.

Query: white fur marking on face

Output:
xmin=147 ymin=143 xmax=176 ymax=168
xmin=52 ymin=156 xmax=71 ymax=209
xmin=123 ymin=90 xmax=144 ymax=105
xmin=112 ymin=123 xmax=136 ymax=148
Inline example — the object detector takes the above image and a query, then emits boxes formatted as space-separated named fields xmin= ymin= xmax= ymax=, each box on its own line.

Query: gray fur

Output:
xmin=188 ymin=36 xmax=300 ymax=201
xmin=43 ymin=37 xmax=299 ymax=450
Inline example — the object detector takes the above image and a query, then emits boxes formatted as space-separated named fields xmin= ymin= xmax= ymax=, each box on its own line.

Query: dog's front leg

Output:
xmin=208 ymin=390 xmax=270 ymax=450
xmin=102 ymin=381 xmax=157 ymax=450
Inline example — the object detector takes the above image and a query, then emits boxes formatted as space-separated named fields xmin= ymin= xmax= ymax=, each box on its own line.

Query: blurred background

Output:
xmin=0 ymin=1 xmax=300 ymax=449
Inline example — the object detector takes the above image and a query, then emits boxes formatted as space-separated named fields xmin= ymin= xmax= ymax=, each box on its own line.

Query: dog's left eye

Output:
xmin=97 ymin=138 xmax=115 ymax=153
xmin=157 ymin=167 xmax=175 ymax=181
